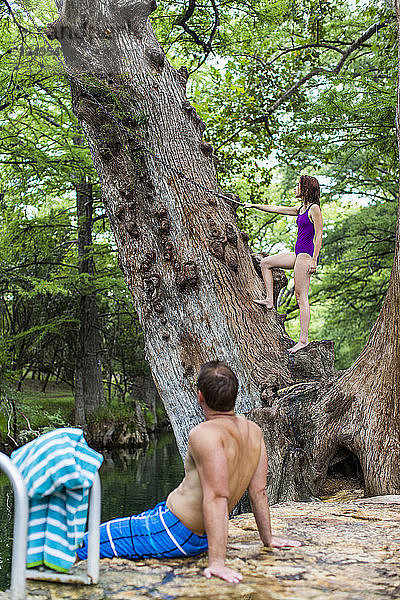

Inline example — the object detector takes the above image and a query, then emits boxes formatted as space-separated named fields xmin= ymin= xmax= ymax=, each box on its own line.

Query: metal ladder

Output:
xmin=0 ymin=452 xmax=101 ymax=600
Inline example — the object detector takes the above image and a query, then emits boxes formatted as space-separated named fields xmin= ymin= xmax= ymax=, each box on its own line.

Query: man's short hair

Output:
xmin=197 ymin=361 xmax=238 ymax=412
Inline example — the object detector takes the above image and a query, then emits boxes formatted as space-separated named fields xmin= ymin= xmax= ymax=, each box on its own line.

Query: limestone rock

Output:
xmin=2 ymin=500 xmax=397 ymax=600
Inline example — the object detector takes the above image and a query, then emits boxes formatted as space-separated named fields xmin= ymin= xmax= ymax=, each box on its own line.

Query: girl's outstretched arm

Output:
xmin=243 ymin=203 xmax=298 ymax=216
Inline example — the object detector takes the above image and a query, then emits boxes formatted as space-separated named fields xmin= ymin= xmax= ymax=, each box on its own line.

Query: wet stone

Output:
xmin=2 ymin=498 xmax=399 ymax=600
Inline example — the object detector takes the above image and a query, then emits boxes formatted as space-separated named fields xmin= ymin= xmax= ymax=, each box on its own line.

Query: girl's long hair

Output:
xmin=299 ymin=175 xmax=320 ymax=207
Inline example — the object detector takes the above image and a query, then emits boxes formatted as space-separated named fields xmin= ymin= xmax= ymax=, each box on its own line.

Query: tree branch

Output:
xmin=216 ymin=21 xmax=393 ymax=150
xmin=176 ymin=0 xmax=220 ymax=70
xmin=2 ymin=0 xmax=30 ymax=36
xmin=267 ymin=67 xmax=325 ymax=114
xmin=333 ymin=21 xmax=389 ymax=74
xmin=268 ymin=42 xmax=346 ymax=66
xmin=266 ymin=19 xmax=393 ymax=116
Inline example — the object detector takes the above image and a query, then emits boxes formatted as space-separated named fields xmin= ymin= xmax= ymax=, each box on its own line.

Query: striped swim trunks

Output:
xmin=76 ymin=501 xmax=208 ymax=560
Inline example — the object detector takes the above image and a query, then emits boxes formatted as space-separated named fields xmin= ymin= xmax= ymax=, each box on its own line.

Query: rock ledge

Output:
xmin=2 ymin=497 xmax=399 ymax=599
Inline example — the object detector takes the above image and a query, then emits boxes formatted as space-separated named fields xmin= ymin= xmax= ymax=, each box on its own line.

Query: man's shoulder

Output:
xmin=187 ymin=422 xmax=225 ymax=462
xmin=189 ymin=416 xmax=262 ymax=441
xmin=189 ymin=420 xmax=222 ymax=441
xmin=188 ymin=419 xmax=233 ymax=449
xmin=236 ymin=414 xmax=263 ymax=436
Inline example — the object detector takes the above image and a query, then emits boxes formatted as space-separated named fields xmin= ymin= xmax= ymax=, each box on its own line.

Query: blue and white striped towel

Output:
xmin=11 ymin=428 xmax=103 ymax=572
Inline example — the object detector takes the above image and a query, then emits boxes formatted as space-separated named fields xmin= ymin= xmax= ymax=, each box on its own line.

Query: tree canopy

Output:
xmin=0 ymin=0 xmax=396 ymax=397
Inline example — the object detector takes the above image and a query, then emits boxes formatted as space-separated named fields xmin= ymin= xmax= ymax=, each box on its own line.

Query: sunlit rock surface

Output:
xmin=1 ymin=497 xmax=399 ymax=600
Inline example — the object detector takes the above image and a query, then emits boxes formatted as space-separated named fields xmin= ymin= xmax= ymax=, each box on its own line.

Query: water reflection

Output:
xmin=100 ymin=433 xmax=184 ymax=521
xmin=0 ymin=433 xmax=183 ymax=591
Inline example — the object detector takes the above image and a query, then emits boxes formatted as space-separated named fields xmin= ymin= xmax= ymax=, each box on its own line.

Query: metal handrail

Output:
xmin=86 ymin=471 xmax=101 ymax=584
xmin=0 ymin=453 xmax=28 ymax=600
xmin=0 ymin=452 xmax=101 ymax=599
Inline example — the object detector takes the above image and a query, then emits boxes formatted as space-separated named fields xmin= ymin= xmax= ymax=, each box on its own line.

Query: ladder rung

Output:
xmin=26 ymin=570 xmax=93 ymax=585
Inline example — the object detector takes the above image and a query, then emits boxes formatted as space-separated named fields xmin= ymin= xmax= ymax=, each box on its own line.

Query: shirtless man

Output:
xmin=77 ymin=361 xmax=300 ymax=582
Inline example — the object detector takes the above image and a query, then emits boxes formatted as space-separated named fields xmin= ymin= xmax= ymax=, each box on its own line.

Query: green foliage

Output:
xmin=0 ymin=0 xmax=397 ymax=384
xmin=0 ymin=337 xmax=12 ymax=384
xmin=86 ymin=397 xmax=137 ymax=425
xmin=0 ymin=403 xmax=9 ymax=436
xmin=0 ymin=381 xmax=74 ymax=449
xmin=86 ymin=394 xmax=160 ymax=434
xmin=0 ymin=5 xmax=149 ymax=413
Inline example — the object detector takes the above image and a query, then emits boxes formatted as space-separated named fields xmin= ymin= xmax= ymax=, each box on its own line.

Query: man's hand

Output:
xmin=203 ymin=565 xmax=243 ymax=583
xmin=269 ymin=536 xmax=302 ymax=548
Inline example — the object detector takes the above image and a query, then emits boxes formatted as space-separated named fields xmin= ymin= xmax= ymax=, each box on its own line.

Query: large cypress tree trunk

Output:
xmin=46 ymin=0 xmax=318 ymax=453
xmin=46 ymin=0 xmax=399 ymax=499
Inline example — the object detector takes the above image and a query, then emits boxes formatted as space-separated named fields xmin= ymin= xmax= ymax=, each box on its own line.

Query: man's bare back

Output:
xmin=166 ymin=415 xmax=262 ymax=535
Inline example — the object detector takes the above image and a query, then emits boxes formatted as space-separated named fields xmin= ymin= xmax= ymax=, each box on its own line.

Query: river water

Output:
xmin=0 ymin=433 xmax=184 ymax=591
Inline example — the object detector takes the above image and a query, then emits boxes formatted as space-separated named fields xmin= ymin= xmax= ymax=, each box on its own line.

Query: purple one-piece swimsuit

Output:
xmin=295 ymin=206 xmax=317 ymax=261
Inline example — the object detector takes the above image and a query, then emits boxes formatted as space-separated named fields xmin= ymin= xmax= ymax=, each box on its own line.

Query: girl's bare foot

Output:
xmin=288 ymin=340 xmax=309 ymax=353
xmin=253 ymin=298 xmax=274 ymax=309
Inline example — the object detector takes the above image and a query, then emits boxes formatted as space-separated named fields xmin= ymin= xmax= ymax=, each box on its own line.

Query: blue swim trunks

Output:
xmin=76 ymin=501 xmax=208 ymax=560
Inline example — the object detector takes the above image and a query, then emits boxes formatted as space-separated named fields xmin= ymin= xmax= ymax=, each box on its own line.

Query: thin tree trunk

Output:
xmin=74 ymin=179 xmax=106 ymax=426
xmin=41 ymin=369 xmax=51 ymax=393
xmin=18 ymin=364 xmax=32 ymax=387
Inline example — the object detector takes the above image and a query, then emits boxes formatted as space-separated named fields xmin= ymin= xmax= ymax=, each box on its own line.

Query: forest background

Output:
xmin=0 ymin=0 xmax=396 ymax=445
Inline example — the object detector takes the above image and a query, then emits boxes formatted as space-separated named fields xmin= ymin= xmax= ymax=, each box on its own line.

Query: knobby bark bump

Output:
xmin=47 ymin=0 xmax=400 ymax=500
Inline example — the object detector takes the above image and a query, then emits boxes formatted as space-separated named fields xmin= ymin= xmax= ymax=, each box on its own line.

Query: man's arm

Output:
xmin=189 ymin=427 xmax=242 ymax=584
xmin=248 ymin=436 xmax=273 ymax=545
xmin=248 ymin=432 xmax=301 ymax=549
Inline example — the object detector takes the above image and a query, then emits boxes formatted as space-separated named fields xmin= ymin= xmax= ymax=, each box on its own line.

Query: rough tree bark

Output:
xmin=74 ymin=179 xmax=106 ymax=427
xmin=46 ymin=0 xmax=399 ymax=500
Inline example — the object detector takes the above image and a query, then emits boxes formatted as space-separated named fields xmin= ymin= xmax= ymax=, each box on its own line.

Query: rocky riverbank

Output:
xmin=1 ymin=495 xmax=399 ymax=600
